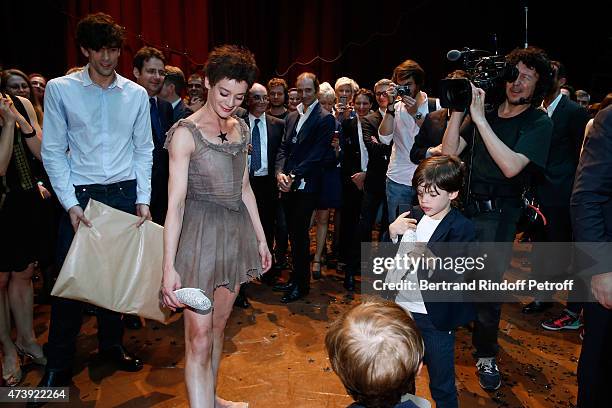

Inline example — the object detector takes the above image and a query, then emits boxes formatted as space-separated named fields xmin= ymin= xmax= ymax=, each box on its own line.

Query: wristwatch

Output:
xmin=413 ymin=112 xmax=423 ymax=121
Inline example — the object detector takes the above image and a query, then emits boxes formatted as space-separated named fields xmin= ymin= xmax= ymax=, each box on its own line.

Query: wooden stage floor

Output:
xmin=18 ymin=263 xmax=581 ymax=408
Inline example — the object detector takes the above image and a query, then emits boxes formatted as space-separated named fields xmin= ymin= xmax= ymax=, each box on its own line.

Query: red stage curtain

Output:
xmin=62 ymin=0 xmax=209 ymax=79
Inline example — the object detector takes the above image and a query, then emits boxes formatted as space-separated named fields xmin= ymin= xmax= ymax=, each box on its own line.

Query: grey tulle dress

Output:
xmin=164 ymin=118 xmax=262 ymax=296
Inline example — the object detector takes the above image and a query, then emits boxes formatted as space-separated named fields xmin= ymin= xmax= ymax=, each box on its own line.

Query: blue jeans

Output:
xmin=386 ymin=177 xmax=415 ymax=224
xmin=412 ymin=312 xmax=458 ymax=408
xmin=46 ymin=180 xmax=138 ymax=372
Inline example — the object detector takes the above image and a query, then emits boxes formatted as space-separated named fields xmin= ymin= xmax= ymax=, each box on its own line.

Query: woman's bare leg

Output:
xmin=212 ymin=285 xmax=242 ymax=407
xmin=0 ymin=273 xmax=19 ymax=380
xmin=314 ymin=209 xmax=329 ymax=264
xmin=184 ymin=308 xmax=215 ymax=408
xmin=8 ymin=264 xmax=42 ymax=356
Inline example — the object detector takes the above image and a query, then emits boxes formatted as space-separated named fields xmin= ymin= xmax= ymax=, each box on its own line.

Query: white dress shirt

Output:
xmin=379 ymin=91 xmax=440 ymax=186
xmin=294 ymin=100 xmax=319 ymax=189
xmin=248 ymin=112 xmax=269 ymax=176
xmin=42 ymin=65 xmax=153 ymax=210
xmin=357 ymin=117 xmax=368 ymax=171
xmin=542 ymin=92 xmax=563 ymax=117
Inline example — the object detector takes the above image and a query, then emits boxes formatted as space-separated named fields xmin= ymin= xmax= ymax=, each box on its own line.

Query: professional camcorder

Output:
xmin=439 ymin=48 xmax=519 ymax=111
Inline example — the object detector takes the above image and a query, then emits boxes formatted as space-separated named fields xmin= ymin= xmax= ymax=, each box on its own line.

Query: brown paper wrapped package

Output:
xmin=52 ymin=199 xmax=171 ymax=323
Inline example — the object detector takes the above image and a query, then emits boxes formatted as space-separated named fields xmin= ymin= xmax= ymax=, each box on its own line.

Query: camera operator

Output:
xmin=378 ymin=59 xmax=440 ymax=224
xmin=441 ymin=46 xmax=554 ymax=391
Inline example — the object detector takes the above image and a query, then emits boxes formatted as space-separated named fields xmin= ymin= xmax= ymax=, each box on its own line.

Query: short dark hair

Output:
xmin=164 ymin=65 xmax=186 ymax=94
xmin=133 ymin=46 xmax=165 ymax=71
xmin=412 ymin=155 xmax=465 ymax=196
xmin=296 ymin=72 xmax=320 ymax=95
xmin=326 ymin=299 xmax=424 ymax=408
xmin=76 ymin=12 xmax=125 ymax=51
xmin=204 ymin=44 xmax=258 ymax=88
xmin=505 ymin=46 xmax=553 ymax=106
xmin=354 ymin=88 xmax=375 ymax=105
xmin=551 ymin=60 xmax=567 ymax=80
xmin=392 ymin=59 xmax=425 ymax=87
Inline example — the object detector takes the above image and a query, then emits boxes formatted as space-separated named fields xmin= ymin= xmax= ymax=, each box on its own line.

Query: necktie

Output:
xmin=250 ymin=118 xmax=261 ymax=175
xmin=149 ymin=97 xmax=163 ymax=145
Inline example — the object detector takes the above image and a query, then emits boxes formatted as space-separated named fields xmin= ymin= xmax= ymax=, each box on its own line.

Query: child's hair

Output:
xmin=325 ymin=299 xmax=424 ymax=408
xmin=412 ymin=155 xmax=465 ymax=195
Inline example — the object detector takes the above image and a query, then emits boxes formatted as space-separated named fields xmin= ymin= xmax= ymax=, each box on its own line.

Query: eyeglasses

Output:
xmin=375 ymin=91 xmax=387 ymax=97
xmin=144 ymin=68 xmax=166 ymax=77
xmin=188 ymin=83 xmax=202 ymax=89
xmin=251 ymin=95 xmax=269 ymax=102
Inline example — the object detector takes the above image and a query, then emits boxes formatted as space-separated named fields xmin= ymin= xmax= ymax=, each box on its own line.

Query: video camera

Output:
xmin=439 ymin=48 xmax=519 ymax=111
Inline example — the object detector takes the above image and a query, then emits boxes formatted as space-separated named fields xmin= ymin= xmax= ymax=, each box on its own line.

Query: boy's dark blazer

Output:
xmin=409 ymin=206 xmax=477 ymax=331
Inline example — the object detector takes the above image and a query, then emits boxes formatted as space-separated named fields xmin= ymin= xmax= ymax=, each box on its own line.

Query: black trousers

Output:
xmin=577 ymin=302 xmax=612 ymax=407
xmin=282 ymin=191 xmax=317 ymax=290
xmin=531 ymin=205 xmax=584 ymax=313
xmin=339 ymin=181 xmax=363 ymax=273
xmin=46 ymin=180 xmax=136 ymax=372
xmin=250 ymin=175 xmax=277 ymax=252
xmin=471 ymin=206 xmax=521 ymax=358
xmin=359 ymin=186 xmax=388 ymax=242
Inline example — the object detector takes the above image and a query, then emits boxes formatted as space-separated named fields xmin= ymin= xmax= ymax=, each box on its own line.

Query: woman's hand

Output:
xmin=0 ymin=96 xmax=17 ymax=123
xmin=259 ymin=241 xmax=273 ymax=273
xmin=161 ymin=266 xmax=184 ymax=311
xmin=388 ymin=211 xmax=417 ymax=240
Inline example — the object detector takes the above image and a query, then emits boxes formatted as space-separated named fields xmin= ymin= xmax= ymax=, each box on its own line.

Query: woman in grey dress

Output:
xmin=161 ymin=45 xmax=272 ymax=408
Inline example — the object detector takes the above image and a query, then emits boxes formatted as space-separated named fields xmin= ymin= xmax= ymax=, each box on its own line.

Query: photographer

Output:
xmin=441 ymin=46 xmax=554 ymax=391
xmin=378 ymin=59 xmax=440 ymax=224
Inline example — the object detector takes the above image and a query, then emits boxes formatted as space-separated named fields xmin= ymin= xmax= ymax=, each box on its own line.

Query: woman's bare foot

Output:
xmin=215 ymin=396 xmax=248 ymax=408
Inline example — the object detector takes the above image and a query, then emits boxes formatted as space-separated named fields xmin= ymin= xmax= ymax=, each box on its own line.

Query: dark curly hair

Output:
xmin=133 ymin=46 xmax=165 ymax=71
xmin=204 ymin=45 xmax=258 ymax=88
xmin=354 ymin=88 xmax=375 ymax=105
xmin=505 ymin=46 xmax=553 ymax=106
xmin=76 ymin=12 xmax=125 ymax=51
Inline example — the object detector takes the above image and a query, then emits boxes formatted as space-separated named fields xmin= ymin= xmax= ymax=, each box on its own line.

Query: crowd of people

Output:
xmin=1 ymin=11 xmax=611 ymax=408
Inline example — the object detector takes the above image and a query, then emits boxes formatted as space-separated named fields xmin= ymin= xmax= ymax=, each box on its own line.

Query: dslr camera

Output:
xmin=439 ymin=48 xmax=519 ymax=111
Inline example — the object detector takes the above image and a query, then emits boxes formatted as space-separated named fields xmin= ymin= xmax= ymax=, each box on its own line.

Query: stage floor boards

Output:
xmin=19 ymin=264 xmax=580 ymax=408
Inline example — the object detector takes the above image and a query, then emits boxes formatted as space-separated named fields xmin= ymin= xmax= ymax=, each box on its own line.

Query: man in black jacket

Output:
xmin=523 ymin=61 xmax=590 ymax=326
xmin=570 ymin=105 xmax=612 ymax=408
xmin=158 ymin=65 xmax=193 ymax=123
xmin=360 ymin=79 xmax=392 ymax=242
xmin=274 ymin=72 xmax=335 ymax=303
xmin=133 ymin=46 xmax=174 ymax=226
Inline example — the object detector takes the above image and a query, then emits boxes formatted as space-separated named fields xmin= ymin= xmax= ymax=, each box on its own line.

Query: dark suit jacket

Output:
xmin=571 ymin=106 xmax=612 ymax=278
xmin=172 ymin=99 xmax=193 ymax=123
xmin=537 ymin=95 xmax=591 ymax=206
xmin=410 ymin=109 xmax=448 ymax=164
xmin=361 ymin=110 xmax=391 ymax=193
xmin=275 ymin=102 xmax=335 ymax=193
xmin=405 ymin=207 xmax=477 ymax=331
xmin=341 ymin=116 xmax=362 ymax=181
xmin=149 ymin=98 xmax=174 ymax=223
xmin=245 ymin=113 xmax=285 ymax=177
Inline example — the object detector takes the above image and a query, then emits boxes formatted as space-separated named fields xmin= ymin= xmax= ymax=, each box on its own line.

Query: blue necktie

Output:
xmin=149 ymin=97 xmax=163 ymax=145
xmin=250 ymin=119 xmax=262 ymax=175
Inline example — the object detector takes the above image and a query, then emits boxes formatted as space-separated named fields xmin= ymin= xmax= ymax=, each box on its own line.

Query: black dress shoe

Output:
xmin=273 ymin=281 xmax=295 ymax=292
xmin=123 ymin=315 xmax=142 ymax=329
xmin=522 ymin=301 xmax=553 ymax=314
xmin=37 ymin=369 xmax=72 ymax=387
xmin=280 ymin=286 xmax=308 ymax=303
xmin=343 ymin=274 xmax=356 ymax=292
xmin=234 ymin=294 xmax=251 ymax=309
xmin=99 ymin=345 xmax=143 ymax=372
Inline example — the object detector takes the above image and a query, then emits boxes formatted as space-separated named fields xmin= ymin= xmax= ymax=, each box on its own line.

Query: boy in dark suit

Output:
xmin=389 ymin=155 xmax=475 ymax=408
